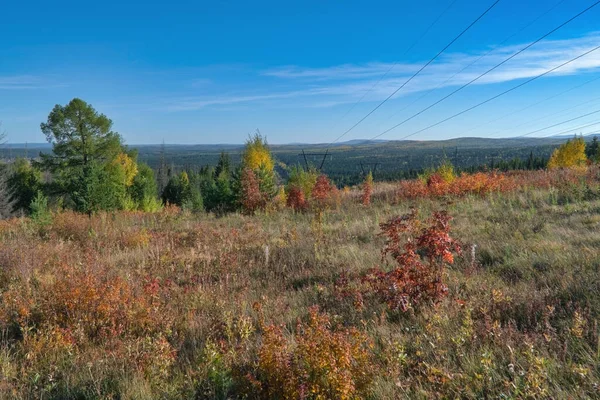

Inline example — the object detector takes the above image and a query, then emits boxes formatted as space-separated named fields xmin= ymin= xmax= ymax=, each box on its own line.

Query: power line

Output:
xmin=488 ymin=92 xmax=600 ymax=138
xmin=328 ymin=0 xmax=460 ymax=132
xmin=517 ymin=119 xmax=600 ymax=139
xmin=380 ymin=0 xmax=568 ymax=127
xmin=543 ymin=128 xmax=600 ymax=139
xmin=463 ymin=74 xmax=600 ymax=136
xmin=515 ymin=108 xmax=600 ymax=138
xmin=375 ymin=43 xmax=600 ymax=141
xmin=370 ymin=0 xmax=600 ymax=140
xmin=328 ymin=0 xmax=501 ymax=145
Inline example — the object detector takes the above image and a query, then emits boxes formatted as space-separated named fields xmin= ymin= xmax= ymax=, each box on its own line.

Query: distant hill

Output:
xmin=4 ymin=135 xmax=596 ymax=187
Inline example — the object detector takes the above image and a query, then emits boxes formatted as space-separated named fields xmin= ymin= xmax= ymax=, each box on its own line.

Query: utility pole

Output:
xmin=298 ymin=150 xmax=331 ymax=171
xmin=360 ymin=162 xmax=379 ymax=175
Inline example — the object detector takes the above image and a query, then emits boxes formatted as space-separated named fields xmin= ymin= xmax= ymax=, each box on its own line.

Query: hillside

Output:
xmin=1 ymin=167 xmax=600 ymax=398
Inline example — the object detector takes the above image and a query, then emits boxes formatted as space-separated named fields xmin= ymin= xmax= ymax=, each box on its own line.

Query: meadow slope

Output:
xmin=1 ymin=168 xmax=600 ymax=399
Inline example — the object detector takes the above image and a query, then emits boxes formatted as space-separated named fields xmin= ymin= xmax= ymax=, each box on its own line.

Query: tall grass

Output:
xmin=1 ymin=167 xmax=600 ymax=398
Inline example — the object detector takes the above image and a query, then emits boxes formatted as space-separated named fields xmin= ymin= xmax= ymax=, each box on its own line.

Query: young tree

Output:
xmin=0 ymin=163 xmax=15 ymax=219
xmin=362 ymin=171 xmax=373 ymax=206
xmin=586 ymin=136 xmax=600 ymax=163
xmin=242 ymin=131 xmax=274 ymax=171
xmin=162 ymin=171 xmax=189 ymax=206
xmin=240 ymin=132 xmax=277 ymax=210
xmin=71 ymin=161 xmax=128 ymax=214
xmin=548 ymin=137 xmax=587 ymax=169
xmin=7 ymin=158 xmax=42 ymax=214
xmin=240 ymin=167 xmax=263 ymax=214
xmin=286 ymin=166 xmax=318 ymax=198
xmin=161 ymin=171 xmax=203 ymax=212
xmin=215 ymin=151 xmax=231 ymax=177
xmin=0 ymin=125 xmax=16 ymax=219
xmin=129 ymin=163 xmax=161 ymax=211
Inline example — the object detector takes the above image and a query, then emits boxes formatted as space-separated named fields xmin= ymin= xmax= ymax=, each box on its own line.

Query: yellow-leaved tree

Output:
xmin=111 ymin=152 xmax=138 ymax=187
xmin=240 ymin=131 xmax=277 ymax=212
xmin=547 ymin=137 xmax=587 ymax=169
xmin=242 ymin=132 xmax=275 ymax=171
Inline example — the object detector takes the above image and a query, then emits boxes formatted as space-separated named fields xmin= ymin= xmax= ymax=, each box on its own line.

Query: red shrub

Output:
xmin=241 ymin=167 xmax=264 ymax=214
xmin=311 ymin=174 xmax=333 ymax=206
xmin=364 ymin=210 xmax=461 ymax=312
xmin=362 ymin=173 xmax=373 ymax=206
xmin=286 ymin=185 xmax=308 ymax=212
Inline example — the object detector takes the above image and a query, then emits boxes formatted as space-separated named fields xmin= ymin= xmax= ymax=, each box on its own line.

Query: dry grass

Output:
xmin=1 ymin=168 xmax=600 ymax=398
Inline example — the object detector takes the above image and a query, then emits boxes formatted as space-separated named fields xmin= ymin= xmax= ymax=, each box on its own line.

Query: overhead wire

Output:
xmin=369 ymin=0 xmax=600 ymax=140
xmin=328 ymin=0 xmax=460 ymax=132
xmin=371 ymin=43 xmax=600 ymax=141
xmin=327 ymin=0 xmax=502 ymax=146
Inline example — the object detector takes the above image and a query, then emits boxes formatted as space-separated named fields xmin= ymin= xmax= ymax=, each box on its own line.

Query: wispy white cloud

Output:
xmin=166 ymin=32 xmax=600 ymax=111
xmin=0 ymin=75 xmax=67 ymax=90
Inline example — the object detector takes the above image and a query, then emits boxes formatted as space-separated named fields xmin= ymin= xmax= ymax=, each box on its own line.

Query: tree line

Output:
xmin=1 ymin=98 xmax=599 ymax=218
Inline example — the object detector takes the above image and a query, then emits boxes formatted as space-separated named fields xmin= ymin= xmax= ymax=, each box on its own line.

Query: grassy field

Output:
xmin=1 ymin=168 xmax=600 ymax=399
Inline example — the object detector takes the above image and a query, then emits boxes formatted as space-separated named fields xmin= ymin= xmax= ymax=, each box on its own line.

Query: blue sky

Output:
xmin=1 ymin=0 xmax=600 ymax=144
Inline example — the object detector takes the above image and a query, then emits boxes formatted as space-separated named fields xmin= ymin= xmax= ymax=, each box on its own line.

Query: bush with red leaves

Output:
xmin=364 ymin=210 xmax=461 ymax=312
xmin=362 ymin=172 xmax=373 ymax=206
xmin=286 ymin=185 xmax=308 ymax=212
xmin=240 ymin=167 xmax=264 ymax=214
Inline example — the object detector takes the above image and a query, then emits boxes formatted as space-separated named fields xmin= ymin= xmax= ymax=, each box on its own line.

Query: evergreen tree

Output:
xmin=130 ymin=163 xmax=161 ymax=211
xmin=7 ymin=158 xmax=42 ymax=214
xmin=215 ymin=151 xmax=231 ymax=177
xmin=71 ymin=161 xmax=127 ymax=214
xmin=586 ymin=136 xmax=600 ymax=163
xmin=39 ymin=98 xmax=131 ymax=213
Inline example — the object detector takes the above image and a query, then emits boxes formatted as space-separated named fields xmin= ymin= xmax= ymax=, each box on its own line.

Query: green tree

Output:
xmin=39 ymin=98 xmax=129 ymax=213
xmin=8 ymin=158 xmax=42 ymax=214
xmin=586 ymin=136 xmax=600 ymax=163
xmin=71 ymin=161 xmax=128 ymax=214
xmin=162 ymin=172 xmax=187 ymax=206
xmin=161 ymin=171 xmax=203 ymax=212
xmin=129 ymin=163 xmax=161 ymax=211
xmin=215 ymin=151 xmax=231 ymax=177
xmin=40 ymin=98 xmax=124 ymax=172
xmin=286 ymin=166 xmax=318 ymax=198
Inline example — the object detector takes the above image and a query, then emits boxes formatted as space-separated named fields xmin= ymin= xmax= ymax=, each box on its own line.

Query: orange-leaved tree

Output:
xmin=240 ymin=167 xmax=264 ymax=214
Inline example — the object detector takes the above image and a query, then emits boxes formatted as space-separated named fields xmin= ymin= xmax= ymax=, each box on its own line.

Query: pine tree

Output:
xmin=586 ymin=136 xmax=600 ymax=163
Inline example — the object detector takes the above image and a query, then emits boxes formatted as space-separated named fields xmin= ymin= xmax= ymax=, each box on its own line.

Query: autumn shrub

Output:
xmin=50 ymin=210 xmax=94 ymax=244
xmin=251 ymin=306 xmax=375 ymax=399
xmin=362 ymin=172 xmax=373 ymax=206
xmin=286 ymin=166 xmax=318 ymax=199
xmin=269 ymin=186 xmax=287 ymax=212
xmin=364 ymin=210 xmax=461 ymax=312
xmin=311 ymin=174 xmax=334 ymax=210
xmin=286 ymin=185 xmax=308 ymax=212
xmin=240 ymin=167 xmax=265 ymax=214
xmin=121 ymin=228 xmax=151 ymax=249
xmin=0 ymin=262 xmax=170 ymax=343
